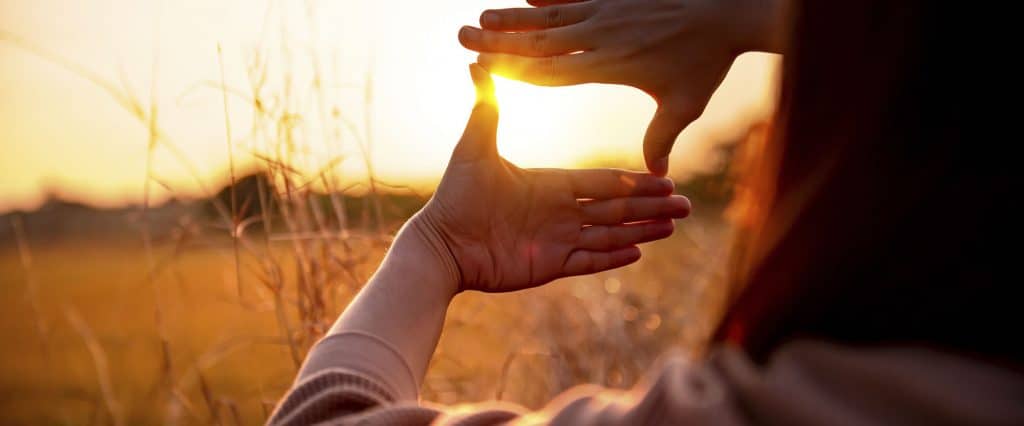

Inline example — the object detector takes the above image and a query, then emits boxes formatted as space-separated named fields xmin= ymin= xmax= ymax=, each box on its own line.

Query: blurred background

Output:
xmin=0 ymin=0 xmax=778 ymax=424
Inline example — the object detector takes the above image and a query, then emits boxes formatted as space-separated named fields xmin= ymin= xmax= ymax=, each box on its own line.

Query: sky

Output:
xmin=0 ymin=0 xmax=779 ymax=212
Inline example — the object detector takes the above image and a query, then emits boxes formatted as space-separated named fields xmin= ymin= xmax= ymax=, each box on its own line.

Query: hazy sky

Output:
xmin=0 ymin=0 xmax=779 ymax=212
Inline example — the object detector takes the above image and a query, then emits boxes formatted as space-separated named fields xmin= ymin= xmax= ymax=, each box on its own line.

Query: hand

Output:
xmin=458 ymin=0 xmax=774 ymax=176
xmin=411 ymin=64 xmax=691 ymax=293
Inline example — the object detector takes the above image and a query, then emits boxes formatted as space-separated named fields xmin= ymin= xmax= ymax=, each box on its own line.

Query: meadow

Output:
xmin=0 ymin=200 xmax=732 ymax=425
xmin=0 ymin=4 xmax=752 ymax=422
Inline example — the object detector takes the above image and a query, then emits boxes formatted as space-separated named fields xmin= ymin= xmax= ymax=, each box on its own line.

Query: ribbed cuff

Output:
xmin=297 ymin=331 xmax=420 ymax=401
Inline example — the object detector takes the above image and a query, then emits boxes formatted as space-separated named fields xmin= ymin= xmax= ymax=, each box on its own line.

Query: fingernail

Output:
xmin=459 ymin=26 xmax=480 ymax=43
xmin=482 ymin=11 xmax=500 ymax=28
xmin=672 ymin=196 xmax=692 ymax=217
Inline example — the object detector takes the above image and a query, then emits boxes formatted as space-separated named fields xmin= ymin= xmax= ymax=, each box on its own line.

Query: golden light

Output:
xmin=0 ymin=0 xmax=778 ymax=212
xmin=492 ymin=77 xmax=576 ymax=167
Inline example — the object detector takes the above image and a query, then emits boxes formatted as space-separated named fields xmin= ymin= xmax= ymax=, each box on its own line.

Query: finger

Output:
xmin=528 ymin=0 xmax=588 ymax=6
xmin=460 ymin=25 xmax=589 ymax=57
xmin=470 ymin=62 xmax=496 ymax=106
xmin=562 ymin=246 xmax=642 ymax=277
xmin=577 ymin=220 xmax=675 ymax=251
xmin=480 ymin=4 xmax=595 ymax=31
xmin=580 ymin=196 xmax=691 ymax=225
xmin=644 ymin=103 xmax=702 ymax=176
xmin=453 ymin=64 xmax=499 ymax=160
xmin=477 ymin=52 xmax=602 ymax=86
xmin=563 ymin=169 xmax=674 ymax=199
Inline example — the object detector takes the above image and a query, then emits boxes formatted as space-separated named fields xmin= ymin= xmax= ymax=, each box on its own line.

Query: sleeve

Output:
xmin=267 ymin=332 xmax=748 ymax=426
xmin=710 ymin=340 xmax=1024 ymax=426
xmin=266 ymin=331 xmax=524 ymax=426
xmin=269 ymin=338 xmax=1024 ymax=426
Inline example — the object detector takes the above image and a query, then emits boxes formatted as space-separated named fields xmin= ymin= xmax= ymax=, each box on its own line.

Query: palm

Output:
xmin=419 ymin=66 xmax=691 ymax=293
xmin=431 ymin=160 xmax=580 ymax=291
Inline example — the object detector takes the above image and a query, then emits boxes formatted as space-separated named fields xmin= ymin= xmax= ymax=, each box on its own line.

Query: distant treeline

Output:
xmin=1 ymin=159 xmax=736 ymax=244
xmin=203 ymin=172 xmax=430 ymax=233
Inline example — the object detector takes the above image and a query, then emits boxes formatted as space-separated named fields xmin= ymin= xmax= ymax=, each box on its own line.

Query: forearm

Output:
xmin=296 ymin=212 xmax=458 ymax=399
xmin=727 ymin=0 xmax=790 ymax=54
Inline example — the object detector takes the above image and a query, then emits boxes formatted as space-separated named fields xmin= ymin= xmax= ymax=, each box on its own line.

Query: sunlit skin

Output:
xmin=459 ymin=0 xmax=787 ymax=176
xmin=416 ymin=64 xmax=690 ymax=293
xmin=328 ymin=64 xmax=689 ymax=386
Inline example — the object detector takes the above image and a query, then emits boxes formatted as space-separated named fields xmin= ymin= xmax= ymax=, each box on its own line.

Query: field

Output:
xmin=1 ymin=3 xmax=751 ymax=422
xmin=0 ymin=202 xmax=732 ymax=425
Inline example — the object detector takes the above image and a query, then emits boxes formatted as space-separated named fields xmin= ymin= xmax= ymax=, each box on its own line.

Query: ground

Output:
xmin=0 ymin=205 xmax=730 ymax=425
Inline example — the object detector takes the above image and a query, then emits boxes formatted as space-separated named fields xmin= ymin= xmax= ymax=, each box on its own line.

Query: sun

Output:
xmin=489 ymin=76 xmax=589 ymax=168
xmin=409 ymin=64 xmax=592 ymax=172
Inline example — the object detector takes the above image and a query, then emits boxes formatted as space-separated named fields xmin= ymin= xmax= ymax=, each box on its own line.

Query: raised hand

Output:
xmin=412 ymin=64 xmax=690 ymax=293
xmin=458 ymin=0 xmax=781 ymax=176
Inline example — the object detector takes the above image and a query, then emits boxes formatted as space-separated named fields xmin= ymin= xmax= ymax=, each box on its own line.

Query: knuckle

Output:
xmin=531 ymin=31 xmax=549 ymax=54
xmin=546 ymin=7 xmax=563 ymax=28
xmin=530 ymin=57 xmax=557 ymax=86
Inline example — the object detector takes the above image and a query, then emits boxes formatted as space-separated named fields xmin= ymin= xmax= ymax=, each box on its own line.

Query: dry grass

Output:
xmin=0 ymin=3 xmax=740 ymax=423
xmin=0 ymin=205 xmax=730 ymax=425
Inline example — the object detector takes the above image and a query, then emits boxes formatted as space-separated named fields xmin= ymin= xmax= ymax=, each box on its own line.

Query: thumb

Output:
xmin=643 ymin=102 xmax=700 ymax=176
xmin=454 ymin=63 xmax=499 ymax=160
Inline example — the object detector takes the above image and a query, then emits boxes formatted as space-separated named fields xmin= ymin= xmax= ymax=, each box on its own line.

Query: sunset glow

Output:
xmin=0 ymin=0 xmax=779 ymax=212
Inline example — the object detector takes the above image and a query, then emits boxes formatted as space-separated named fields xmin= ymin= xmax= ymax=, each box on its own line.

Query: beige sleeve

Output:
xmin=268 ymin=339 xmax=1024 ymax=426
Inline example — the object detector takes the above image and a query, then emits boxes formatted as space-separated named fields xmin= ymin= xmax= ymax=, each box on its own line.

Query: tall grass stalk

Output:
xmin=64 ymin=308 xmax=123 ymax=426
xmin=218 ymin=44 xmax=247 ymax=308
xmin=1 ymin=3 xmax=735 ymax=422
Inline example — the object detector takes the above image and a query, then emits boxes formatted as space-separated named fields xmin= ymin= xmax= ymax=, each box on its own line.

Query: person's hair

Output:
xmin=715 ymin=1 xmax=1018 ymax=363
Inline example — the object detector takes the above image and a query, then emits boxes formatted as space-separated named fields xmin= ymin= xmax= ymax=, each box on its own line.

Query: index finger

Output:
xmin=480 ymin=3 xmax=596 ymax=31
xmin=559 ymin=169 xmax=675 ymax=199
xmin=528 ymin=0 xmax=589 ymax=6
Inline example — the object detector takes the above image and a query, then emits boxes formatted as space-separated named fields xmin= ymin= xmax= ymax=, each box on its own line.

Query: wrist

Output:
xmin=387 ymin=211 xmax=462 ymax=299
